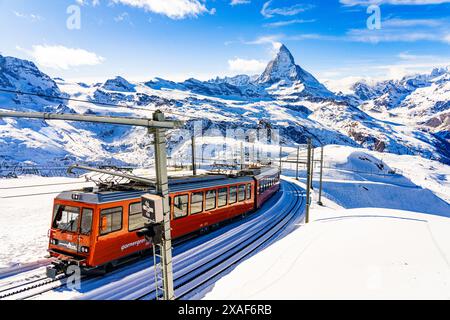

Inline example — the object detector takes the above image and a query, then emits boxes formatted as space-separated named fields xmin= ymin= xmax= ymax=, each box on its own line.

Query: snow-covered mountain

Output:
xmin=256 ymin=44 xmax=333 ymax=98
xmin=0 ymin=44 xmax=449 ymax=174
xmin=0 ymin=55 xmax=66 ymax=112
xmin=350 ymin=67 xmax=450 ymax=145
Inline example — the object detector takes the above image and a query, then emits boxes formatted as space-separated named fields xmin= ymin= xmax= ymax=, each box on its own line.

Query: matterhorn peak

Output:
xmin=256 ymin=44 xmax=333 ymax=98
xmin=275 ymin=43 xmax=296 ymax=65
xmin=257 ymin=44 xmax=297 ymax=84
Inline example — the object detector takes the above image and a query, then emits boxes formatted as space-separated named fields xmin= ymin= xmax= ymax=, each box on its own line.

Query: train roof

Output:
xmin=55 ymin=173 xmax=255 ymax=204
xmin=253 ymin=166 xmax=280 ymax=180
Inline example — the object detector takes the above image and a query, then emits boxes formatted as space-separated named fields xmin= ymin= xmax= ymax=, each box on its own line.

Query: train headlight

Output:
xmin=50 ymin=239 xmax=58 ymax=245
xmin=80 ymin=246 xmax=89 ymax=253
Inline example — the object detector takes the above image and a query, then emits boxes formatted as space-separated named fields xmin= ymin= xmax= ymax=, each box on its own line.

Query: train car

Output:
xmin=46 ymin=167 xmax=280 ymax=277
xmin=254 ymin=166 xmax=281 ymax=209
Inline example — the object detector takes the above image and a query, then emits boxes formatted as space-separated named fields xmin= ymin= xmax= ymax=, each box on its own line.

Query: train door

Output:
xmin=77 ymin=208 xmax=93 ymax=255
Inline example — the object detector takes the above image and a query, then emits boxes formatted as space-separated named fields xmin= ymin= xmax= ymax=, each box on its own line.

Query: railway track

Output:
xmin=143 ymin=179 xmax=304 ymax=300
xmin=1 ymin=178 xmax=304 ymax=300
xmin=0 ymin=272 xmax=67 ymax=300
xmin=76 ymin=178 xmax=304 ymax=300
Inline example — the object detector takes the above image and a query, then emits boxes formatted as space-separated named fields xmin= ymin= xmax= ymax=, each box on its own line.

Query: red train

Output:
xmin=46 ymin=167 xmax=280 ymax=278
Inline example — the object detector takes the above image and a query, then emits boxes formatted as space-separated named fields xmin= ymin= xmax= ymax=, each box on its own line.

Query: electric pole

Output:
xmin=305 ymin=138 xmax=312 ymax=224
xmin=279 ymin=145 xmax=282 ymax=170
xmin=310 ymin=146 xmax=315 ymax=190
xmin=318 ymin=146 xmax=324 ymax=206
xmin=240 ymin=141 xmax=244 ymax=170
xmin=152 ymin=111 xmax=175 ymax=300
xmin=191 ymin=135 xmax=197 ymax=176
xmin=296 ymin=145 xmax=300 ymax=180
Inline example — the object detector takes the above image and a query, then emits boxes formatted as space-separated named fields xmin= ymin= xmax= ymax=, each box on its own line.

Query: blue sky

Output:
xmin=1 ymin=0 xmax=449 ymax=86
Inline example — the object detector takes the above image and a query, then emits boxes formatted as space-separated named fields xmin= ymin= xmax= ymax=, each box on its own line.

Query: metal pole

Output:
xmin=318 ymin=146 xmax=324 ymax=206
xmin=191 ymin=135 xmax=197 ymax=176
xmin=296 ymin=145 xmax=300 ymax=180
xmin=310 ymin=146 xmax=315 ymax=190
xmin=279 ymin=146 xmax=282 ymax=170
xmin=252 ymin=143 xmax=256 ymax=165
xmin=305 ymin=138 xmax=312 ymax=224
xmin=152 ymin=111 xmax=174 ymax=300
xmin=0 ymin=110 xmax=181 ymax=129
xmin=240 ymin=141 xmax=244 ymax=170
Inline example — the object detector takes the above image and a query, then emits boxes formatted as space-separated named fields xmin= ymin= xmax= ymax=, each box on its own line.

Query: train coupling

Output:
xmin=46 ymin=265 xmax=63 ymax=279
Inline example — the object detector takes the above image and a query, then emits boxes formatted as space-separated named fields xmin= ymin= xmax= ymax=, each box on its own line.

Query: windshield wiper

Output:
xmin=60 ymin=219 xmax=76 ymax=233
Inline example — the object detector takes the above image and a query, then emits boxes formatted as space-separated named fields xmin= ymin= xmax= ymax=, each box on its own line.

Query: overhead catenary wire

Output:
xmin=0 ymin=180 xmax=91 ymax=190
xmin=0 ymin=88 xmax=205 ymax=120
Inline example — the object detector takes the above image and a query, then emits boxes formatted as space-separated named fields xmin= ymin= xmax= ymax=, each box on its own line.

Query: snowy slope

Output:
xmin=1 ymin=146 xmax=448 ymax=274
xmin=204 ymin=146 xmax=450 ymax=300
xmin=204 ymin=206 xmax=450 ymax=299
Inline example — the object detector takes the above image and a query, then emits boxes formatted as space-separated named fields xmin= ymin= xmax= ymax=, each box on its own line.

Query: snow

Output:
xmin=203 ymin=146 xmax=450 ymax=299
xmin=0 ymin=145 xmax=449 ymax=299
xmin=0 ymin=44 xmax=449 ymax=299
xmin=204 ymin=206 xmax=450 ymax=299
xmin=0 ymin=176 xmax=94 ymax=268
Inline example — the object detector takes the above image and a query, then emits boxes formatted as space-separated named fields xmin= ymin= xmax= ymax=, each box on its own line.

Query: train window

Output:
xmin=218 ymin=188 xmax=228 ymax=207
xmin=229 ymin=186 xmax=237 ymax=204
xmin=238 ymin=185 xmax=246 ymax=202
xmin=128 ymin=202 xmax=149 ymax=231
xmin=52 ymin=205 xmax=80 ymax=233
xmin=173 ymin=194 xmax=189 ymax=219
xmin=100 ymin=207 xmax=123 ymax=235
xmin=191 ymin=192 xmax=204 ymax=215
xmin=80 ymin=209 xmax=93 ymax=235
xmin=246 ymin=184 xmax=252 ymax=200
xmin=205 ymin=190 xmax=217 ymax=210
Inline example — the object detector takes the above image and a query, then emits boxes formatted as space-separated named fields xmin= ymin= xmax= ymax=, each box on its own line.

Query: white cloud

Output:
xmin=261 ymin=1 xmax=313 ymax=18
xmin=344 ymin=17 xmax=450 ymax=44
xmin=24 ymin=45 xmax=105 ymax=70
xmin=383 ymin=18 xmax=444 ymax=27
xmin=230 ymin=0 xmax=250 ymax=5
xmin=76 ymin=0 xmax=100 ymax=5
xmin=13 ymin=11 xmax=43 ymax=22
xmin=263 ymin=19 xmax=315 ymax=28
xmin=340 ymin=0 xmax=450 ymax=5
xmin=111 ymin=0 xmax=211 ymax=19
xmin=228 ymin=58 xmax=267 ymax=73
xmin=245 ymin=34 xmax=283 ymax=45
xmin=346 ymin=28 xmax=450 ymax=43
xmin=114 ymin=12 xmax=130 ymax=22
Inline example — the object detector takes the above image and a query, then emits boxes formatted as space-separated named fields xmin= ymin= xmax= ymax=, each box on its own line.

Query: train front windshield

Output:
xmin=52 ymin=205 xmax=80 ymax=232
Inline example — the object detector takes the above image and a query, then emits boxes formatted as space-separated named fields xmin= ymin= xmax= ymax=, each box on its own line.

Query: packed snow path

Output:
xmin=7 ymin=178 xmax=304 ymax=300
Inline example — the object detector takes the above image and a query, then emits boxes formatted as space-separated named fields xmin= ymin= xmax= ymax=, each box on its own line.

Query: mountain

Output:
xmin=351 ymin=67 xmax=450 ymax=144
xmin=256 ymin=44 xmax=333 ymax=98
xmin=0 ymin=55 xmax=66 ymax=112
xmin=0 ymin=45 xmax=449 ymax=176
xmin=145 ymin=45 xmax=333 ymax=100
xmin=102 ymin=76 xmax=136 ymax=92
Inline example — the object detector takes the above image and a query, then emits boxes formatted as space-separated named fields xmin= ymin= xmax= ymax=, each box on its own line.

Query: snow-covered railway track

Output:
xmin=0 ymin=273 xmax=67 ymax=300
xmin=142 ymin=179 xmax=305 ymax=300
xmin=11 ymin=178 xmax=303 ymax=300
xmin=71 ymin=178 xmax=304 ymax=300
